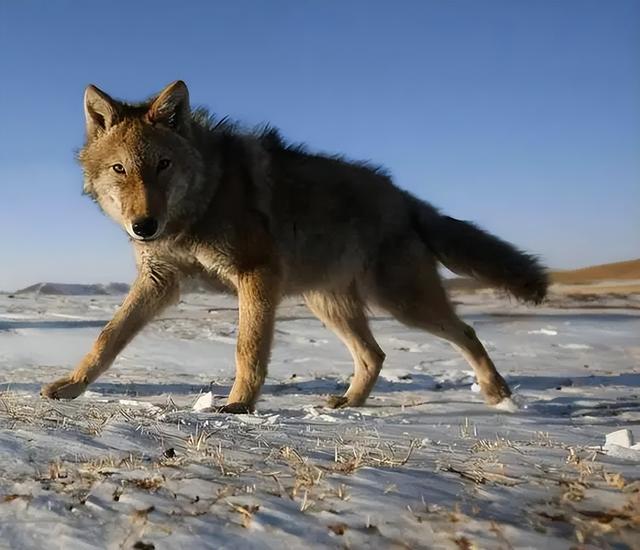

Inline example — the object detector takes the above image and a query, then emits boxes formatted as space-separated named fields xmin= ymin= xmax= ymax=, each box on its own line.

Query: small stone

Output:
xmin=163 ymin=448 xmax=176 ymax=458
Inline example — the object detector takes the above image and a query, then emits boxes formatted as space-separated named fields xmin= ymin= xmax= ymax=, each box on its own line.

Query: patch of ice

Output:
xmin=291 ymin=357 xmax=313 ymax=364
xmin=302 ymin=405 xmax=339 ymax=422
xmin=602 ymin=429 xmax=640 ymax=460
xmin=604 ymin=444 xmax=640 ymax=461
xmin=380 ymin=371 xmax=414 ymax=383
xmin=605 ymin=429 xmax=634 ymax=448
xmin=192 ymin=391 xmax=214 ymax=412
xmin=236 ymin=414 xmax=266 ymax=425
xmin=559 ymin=343 xmax=592 ymax=350
xmin=49 ymin=313 xmax=88 ymax=320
xmin=118 ymin=399 xmax=160 ymax=413
xmin=236 ymin=414 xmax=280 ymax=426
xmin=527 ymin=328 xmax=558 ymax=336
xmin=264 ymin=414 xmax=280 ymax=425
xmin=310 ymin=413 xmax=339 ymax=422
xmin=0 ymin=313 xmax=35 ymax=319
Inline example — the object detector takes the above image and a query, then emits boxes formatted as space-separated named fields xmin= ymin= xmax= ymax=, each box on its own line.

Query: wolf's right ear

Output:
xmin=147 ymin=80 xmax=190 ymax=131
xmin=84 ymin=85 xmax=119 ymax=139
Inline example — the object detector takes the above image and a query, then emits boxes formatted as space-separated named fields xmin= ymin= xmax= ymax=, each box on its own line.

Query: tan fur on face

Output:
xmin=79 ymin=115 xmax=204 ymax=240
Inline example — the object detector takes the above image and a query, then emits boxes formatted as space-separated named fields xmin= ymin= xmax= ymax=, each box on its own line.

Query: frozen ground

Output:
xmin=0 ymin=292 xmax=638 ymax=549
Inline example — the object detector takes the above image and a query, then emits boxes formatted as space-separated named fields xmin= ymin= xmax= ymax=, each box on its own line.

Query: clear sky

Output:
xmin=0 ymin=0 xmax=638 ymax=290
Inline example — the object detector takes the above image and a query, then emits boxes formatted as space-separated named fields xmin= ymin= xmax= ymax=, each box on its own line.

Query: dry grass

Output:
xmin=332 ymin=439 xmax=416 ymax=474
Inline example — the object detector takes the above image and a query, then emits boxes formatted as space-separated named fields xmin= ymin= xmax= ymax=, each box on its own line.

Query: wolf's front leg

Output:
xmin=222 ymin=267 xmax=281 ymax=413
xmin=41 ymin=266 xmax=179 ymax=399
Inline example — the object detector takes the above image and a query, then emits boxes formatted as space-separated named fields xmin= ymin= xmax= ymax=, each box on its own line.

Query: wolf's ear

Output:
xmin=147 ymin=80 xmax=190 ymax=130
xmin=84 ymin=85 xmax=119 ymax=139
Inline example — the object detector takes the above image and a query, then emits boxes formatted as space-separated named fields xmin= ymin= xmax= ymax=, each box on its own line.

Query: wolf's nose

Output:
xmin=132 ymin=217 xmax=159 ymax=239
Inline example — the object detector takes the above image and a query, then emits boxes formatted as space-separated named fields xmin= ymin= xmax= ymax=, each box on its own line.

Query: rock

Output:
xmin=605 ymin=429 xmax=634 ymax=449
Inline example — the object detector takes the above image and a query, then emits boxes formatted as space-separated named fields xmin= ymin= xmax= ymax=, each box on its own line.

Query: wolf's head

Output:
xmin=78 ymin=81 xmax=204 ymax=242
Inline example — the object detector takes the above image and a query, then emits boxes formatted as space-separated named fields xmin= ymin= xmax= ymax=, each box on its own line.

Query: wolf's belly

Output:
xmin=279 ymin=231 xmax=370 ymax=294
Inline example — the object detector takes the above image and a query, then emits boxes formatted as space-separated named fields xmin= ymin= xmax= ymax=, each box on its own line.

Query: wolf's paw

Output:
xmin=41 ymin=376 xmax=87 ymax=400
xmin=217 ymin=402 xmax=253 ymax=414
xmin=480 ymin=375 xmax=512 ymax=406
xmin=492 ymin=396 xmax=520 ymax=413
xmin=326 ymin=394 xmax=349 ymax=409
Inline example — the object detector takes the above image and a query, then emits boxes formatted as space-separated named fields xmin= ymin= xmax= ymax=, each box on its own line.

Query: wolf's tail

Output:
xmin=406 ymin=195 xmax=548 ymax=304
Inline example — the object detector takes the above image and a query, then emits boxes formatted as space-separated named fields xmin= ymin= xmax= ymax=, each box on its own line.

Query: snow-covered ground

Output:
xmin=0 ymin=292 xmax=638 ymax=549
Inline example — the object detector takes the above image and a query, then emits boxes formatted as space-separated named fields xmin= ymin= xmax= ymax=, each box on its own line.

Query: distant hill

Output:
xmin=550 ymin=259 xmax=640 ymax=284
xmin=444 ymin=258 xmax=640 ymax=293
xmin=15 ymin=282 xmax=130 ymax=296
xmin=13 ymin=259 xmax=640 ymax=297
xmin=13 ymin=276 xmax=225 ymax=297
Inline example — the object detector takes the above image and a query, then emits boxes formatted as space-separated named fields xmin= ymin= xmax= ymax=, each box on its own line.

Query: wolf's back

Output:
xmin=406 ymin=195 xmax=548 ymax=304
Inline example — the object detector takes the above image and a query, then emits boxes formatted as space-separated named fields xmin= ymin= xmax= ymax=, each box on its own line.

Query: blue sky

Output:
xmin=0 ymin=0 xmax=638 ymax=290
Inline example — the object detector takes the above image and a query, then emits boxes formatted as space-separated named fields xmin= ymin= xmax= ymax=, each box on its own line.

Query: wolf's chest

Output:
xmin=144 ymin=238 xmax=238 ymax=289
xmin=192 ymin=244 xmax=239 ymax=286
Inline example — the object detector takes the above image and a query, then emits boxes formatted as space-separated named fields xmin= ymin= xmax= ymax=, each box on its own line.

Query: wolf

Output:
xmin=41 ymin=81 xmax=548 ymax=412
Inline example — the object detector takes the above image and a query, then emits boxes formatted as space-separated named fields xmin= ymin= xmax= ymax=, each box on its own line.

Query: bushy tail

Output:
xmin=407 ymin=195 xmax=548 ymax=304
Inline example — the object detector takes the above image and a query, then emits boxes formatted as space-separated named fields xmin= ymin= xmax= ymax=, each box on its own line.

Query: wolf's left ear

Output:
xmin=147 ymin=80 xmax=190 ymax=130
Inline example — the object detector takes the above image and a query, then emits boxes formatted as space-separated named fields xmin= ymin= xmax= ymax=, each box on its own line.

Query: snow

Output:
xmin=0 ymin=292 xmax=639 ymax=549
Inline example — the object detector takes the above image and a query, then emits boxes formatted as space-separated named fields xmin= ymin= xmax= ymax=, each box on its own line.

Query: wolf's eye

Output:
xmin=112 ymin=163 xmax=126 ymax=175
xmin=157 ymin=159 xmax=172 ymax=171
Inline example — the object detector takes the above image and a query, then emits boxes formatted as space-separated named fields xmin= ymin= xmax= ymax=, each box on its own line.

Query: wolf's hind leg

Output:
xmin=305 ymin=287 xmax=385 ymax=408
xmin=428 ymin=316 xmax=511 ymax=404
xmin=373 ymin=243 xmax=511 ymax=405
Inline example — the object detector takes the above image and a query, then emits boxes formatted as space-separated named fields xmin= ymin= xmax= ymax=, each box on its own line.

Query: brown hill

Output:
xmin=550 ymin=259 xmax=640 ymax=284
xmin=444 ymin=259 xmax=640 ymax=293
